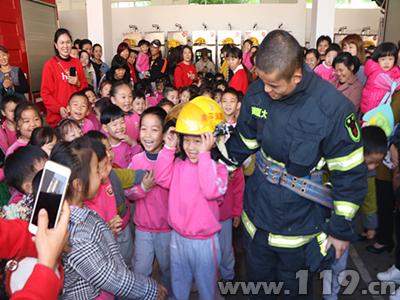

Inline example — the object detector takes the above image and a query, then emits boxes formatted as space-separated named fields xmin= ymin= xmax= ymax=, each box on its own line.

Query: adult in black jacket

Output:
xmin=148 ymin=40 xmax=168 ymax=84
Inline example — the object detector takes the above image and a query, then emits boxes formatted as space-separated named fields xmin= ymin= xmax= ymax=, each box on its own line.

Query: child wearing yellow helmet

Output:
xmin=154 ymin=97 xmax=228 ymax=299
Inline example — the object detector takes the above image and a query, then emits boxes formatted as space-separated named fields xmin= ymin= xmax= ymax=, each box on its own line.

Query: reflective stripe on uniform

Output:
xmin=268 ymin=233 xmax=317 ymax=248
xmin=334 ymin=200 xmax=359 ymax=219
xmin=242 ymin=211 xmax=324 ymax=249
xmin=316 ymin=232 xmax=328 ymax=256
xmin=239 ymin=133 xmax=259 ymax=150
xmin=325 ymin=147 xmax=364 ymax=172
xmin=241 ymin=211 xmax=257 ymax=239
xmin=260 ymin=149 xmax=285 ymax=167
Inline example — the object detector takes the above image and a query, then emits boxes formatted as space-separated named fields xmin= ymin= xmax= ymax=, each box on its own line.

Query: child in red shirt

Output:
xmin=226 ymin=47 xmax=249 ymax=95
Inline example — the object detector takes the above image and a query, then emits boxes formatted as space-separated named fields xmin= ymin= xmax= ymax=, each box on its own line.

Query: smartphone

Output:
xmin=28 ymin=161 xmax=71 ymax=235
xmin=69 ymin=66 xmax=76 ymax=77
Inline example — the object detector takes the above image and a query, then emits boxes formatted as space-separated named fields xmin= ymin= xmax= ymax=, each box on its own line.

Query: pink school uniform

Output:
xmin=242 ymin=52 xmax=253 ymax=71
xmin=126 ymin=151 xmax=170 ymax=232
xmin=314 ymin=62 xmax=336 ymax=83
xmin=80 ymin=118 xmax=96 ymax=134
xmin=85 ymin=181 xmax=118 ymax=224
xmin=155 ymin=147 xmax=228 ymax=239
xmin=111 ymin=141 xmax=133 ymax=169
xmin=6 ymin=138 xmax=28 ymax=157
xmin=2 ymin=124 xmax=17 ymax=149
xmin=87 ymin=111 xmax=101 ymax=131
xmin=124 ymin=113 xmax=140 ymax=143
xmin=136 ymin=52 xmax=150 ymax=75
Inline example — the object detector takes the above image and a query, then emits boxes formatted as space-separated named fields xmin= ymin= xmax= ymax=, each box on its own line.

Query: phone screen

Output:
xmin=31 ymin=169 xmax=68 ymax=228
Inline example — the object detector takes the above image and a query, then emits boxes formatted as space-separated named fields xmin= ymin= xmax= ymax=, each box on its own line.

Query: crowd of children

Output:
xmin=3 ymin=26 xmax=400 ymax=300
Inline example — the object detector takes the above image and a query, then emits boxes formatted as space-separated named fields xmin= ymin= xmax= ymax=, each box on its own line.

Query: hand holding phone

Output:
xmin=29 ymin=161 xmax=71 ymax=235
xmin=34 ymin=201 xmax=70 ymax=270
xmin=69 ymin=67 xmax=76 ymax=77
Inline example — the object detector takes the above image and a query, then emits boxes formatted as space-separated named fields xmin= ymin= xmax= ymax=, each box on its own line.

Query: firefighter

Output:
xmin=225 ymin=30 xmax=368 ymax=299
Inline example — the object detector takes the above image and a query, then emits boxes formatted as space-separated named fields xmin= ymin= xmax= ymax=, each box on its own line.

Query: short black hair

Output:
xmin=68 ymin=90 xmax=89 ymax=106
xmin=134 ymin=90 xmax=145 ymax=100
xmin=140 ymin=106 xmax=167 ymax=128
xmin=79 ymin=38 xmax=92 ymax=50
xmin=371 ymin=42 xmax=398 ymax=65
xmin=110 ymin=80 xmax=132 ymax=98
xmin=55 ymin=119 xmax=80 ymax=141
xmin=4 ymin=145 xmax=48 ymax=193
xmin=214 ymin=80 xmax=228 ymax=91
xmin=157 ymin=99 xmax=174 ymax=108
xmin=199 ymin=86 xmax=215 ymax=99
xmin=94 ymin=97 xmax=111 ymax=114
xmin=138 ymin=39 xmax=150 ymax=47
xmin=163 ymin=86 xmax=178 ymax=98
xmin=325 ymin=43 xmax=342 ymax=55
xmin=30 ymin=127 xmax=57 ymax=148
xmin=82 ymin=134 xmax=107 ymax=161
xmin=305 ymin=48 xmax=320 ymax=60
xmin=362 ymin=126 xmax=387 ymax=155
xmin=100 ymin=103 xmax=125 ymax=125
xmin=0 ymin=94 xmax=24 ymax=112
xmin=256 ymin=30 xmax=304 ymax=81
xmin=333 ymin=52 xmax=361 ymax=74
xmin=222 ymin=87 xmax=242 ymax=103
xmin=316 ymin=35 xmax=332 ymax=48
xmin=85 ymin=130 xmax=107 ymax=141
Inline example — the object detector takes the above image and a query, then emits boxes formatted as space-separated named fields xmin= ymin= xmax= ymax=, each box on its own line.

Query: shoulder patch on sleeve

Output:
xmin=345 ymin=113 xmax=361 ymax=143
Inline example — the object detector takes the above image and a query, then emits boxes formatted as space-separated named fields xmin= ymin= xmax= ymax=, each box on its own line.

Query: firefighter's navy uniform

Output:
xmin=226 ymin=68 xmax=368 ymax=299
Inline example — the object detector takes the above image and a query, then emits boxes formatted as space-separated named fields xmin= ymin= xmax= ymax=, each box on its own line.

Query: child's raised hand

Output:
xmin=142 ymin=169 xmax=156 ymax=191
xmin=164 ymin=127 xmax=178 ymax=149
xmin=60 ymin=107 xmax=69 ymax=119
xmin=119 ymin=134 xmax=134 ymax=146
xmin=199 ymin=132 xmax=216 ymax=153
xmin=108 ymin=215 xmax=123 ymax=235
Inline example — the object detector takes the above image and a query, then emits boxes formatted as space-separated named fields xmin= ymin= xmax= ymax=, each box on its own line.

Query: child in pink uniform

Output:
xmin=83 ymin=87 xmax=101 ymax=130
xmin=125 ymin=107 xmax=172 ymax=293
xmin=101 ymin=103 xmax=136 ymax=168
xmin=4 ymin=145 xmax=47 ymax=204
xmin=242 ymin=39 xmax=254 ymax=71
xmin=0 ymin=95 xmax=23 ymax=151
xmin=154 ymin=101 xmax=228 ymax=300
xmin=66 ymin=91 xmax=95 ymax=134
xmin=110 ymin=81 xmax=141 ymax=153
xmin=314 ymin=45 xmax=340 ymax=84
xmin=84 ymin=133 xmax=135 ymax=269
xmin=136 ymin=39 xmax=150 ymax=79
xmin=361 ymin=42 xmax=400 ymax=114
xmin=6 ymin=102 xmax=42 ymax=156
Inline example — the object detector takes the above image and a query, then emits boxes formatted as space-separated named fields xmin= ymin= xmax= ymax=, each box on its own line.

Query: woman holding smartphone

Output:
xmin=41 ymin=28 xmax=88 ymax=127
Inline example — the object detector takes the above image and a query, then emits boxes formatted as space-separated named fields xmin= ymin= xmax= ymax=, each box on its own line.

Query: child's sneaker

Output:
xmin=377 ymin=265 xmax=400 ymax=283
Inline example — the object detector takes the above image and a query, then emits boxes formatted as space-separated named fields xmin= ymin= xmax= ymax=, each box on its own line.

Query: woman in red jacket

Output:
xmin=41 ymin=28 xmax=88 ymax=127
xmin=226 ymin=47 xmax=249 ymax=95
xmin=174 ymin=46 xmax=198 ymax=89
xmin=1 ymin=202 xmax=69 ymax=300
